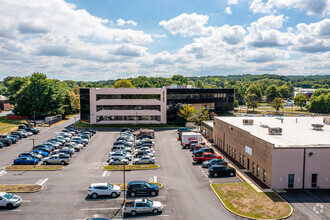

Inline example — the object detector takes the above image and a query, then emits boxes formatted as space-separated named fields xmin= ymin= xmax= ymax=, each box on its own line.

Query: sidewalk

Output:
xmin=202 ymin=136 xmax=272 ymax=193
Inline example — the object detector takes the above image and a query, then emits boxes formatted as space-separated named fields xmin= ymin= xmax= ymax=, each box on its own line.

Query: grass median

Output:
xmin=0 ymin=116 xmax=21 ymax=134
xmin=104 ymin=164 xmax=159 ymax=171
xmin=4 ymin=165 xmax=64 ymax=171
xmin=114 ymin=182 xmax=163 ymax=190
xmin=211 ymin=182 xmax=292 ymax=219
xmin=0 ymin=184 xmax=43 ymax=192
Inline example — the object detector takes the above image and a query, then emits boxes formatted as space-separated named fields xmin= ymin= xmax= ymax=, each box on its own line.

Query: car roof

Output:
xmin=203 ymin=152 xmax=213 ymax=155
xmin=128 ymin=181 xmax=146 ymax=185
xmin=90 ymin=183 xmax=108 ymax=187
xmin=18 ymin=156 xmax=32 ymax=159
xmin=0 ymin=192 xmax=8 ymax=196
xmin=210 ymin=165 xmax=227 ymax=168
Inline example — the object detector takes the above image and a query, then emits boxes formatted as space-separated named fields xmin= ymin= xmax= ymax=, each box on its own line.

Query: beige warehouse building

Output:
xmin=211 ymin=116 xmax=330 ymax=189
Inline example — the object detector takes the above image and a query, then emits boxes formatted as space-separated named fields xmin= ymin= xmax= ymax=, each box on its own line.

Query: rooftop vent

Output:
xmin=324 ymin=116 xmax=330 ymax=125
xmin=243 ymin=119 xmax=253 ymax=125
xmin=312 ymin=124 xmax=324 ymax=131
xmin=268 ymin=127 xmax=282 ymax=135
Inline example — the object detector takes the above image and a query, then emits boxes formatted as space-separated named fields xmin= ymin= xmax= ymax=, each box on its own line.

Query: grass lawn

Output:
xmin=74 ymin=121 xmax=179 ymax=129
xmin=211 ymin=183 xmax=292 ymax=219
xmin=104 ymin=164 xmax=159 ymax=171
xmin=4 ymin=165 xmax=63 ymax=171
xmin=114 ymin=182 xmax=163 ymax=190
xmin=0 ymin=116 xmax=21 ymax=134
xmin=0 ymin=184 xmax=43 ymax=192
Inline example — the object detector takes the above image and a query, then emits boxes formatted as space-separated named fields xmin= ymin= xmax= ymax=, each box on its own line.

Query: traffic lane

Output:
xmin=154 ymin=130 xmax=239 ymax=220
xmin=0 ymin=116 xmax=78 ymax=168
xmin=278 ymin=190 xmax=330 ymax=220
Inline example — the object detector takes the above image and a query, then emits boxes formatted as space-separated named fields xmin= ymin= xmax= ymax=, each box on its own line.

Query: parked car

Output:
xmin=18 ymin=129 xmax=32 ymax=136
xmin=88 ymin=183 xmax=121 ymax=199
xmin=18 ymin=152 xmax=43 ymax=160
xmin=1 ymin=135 xmax=18 ymax=144
xmin=124 ymin=199 xmax=163 ymax=216
xmin=127 ymin=181 xmax=159 ymax=197
xmin=208 ymin=165 xmax=236 ymax=177
xmin=34 ymin=145 xmax=52 ymax=153
xmin=0 ymin=142 xmax=4 ymax=148
xmin=192 ymin=148 xmax=215 ymax=156
xmin=13 ymin=156 xmax=39 ymax=165
xmin=11 ymin=131 xmax=24 ymax=138
xmin=31 ymin=149 xmax=49 ymax=157
xmin=43 ymin=155 xmax=70 ymax=165
xmin=25 ymin=127 xmax=40 ymax=134
xmin=109 ymin=152 xmax=131 ymax=161
xmin=202 ymin=159 xmax=228 ymax=168
xmin=0 ymin=138 xmax=12 ymax=146
xmin=108 ymin=158 xmax=129 ymax=165
xmin=0 ymin=192 xmax=22 ymax=208
xmin=193 ymin=152 xmax=222 ymax=164
xmin=133 ymin=156 xmax=155 ymax=165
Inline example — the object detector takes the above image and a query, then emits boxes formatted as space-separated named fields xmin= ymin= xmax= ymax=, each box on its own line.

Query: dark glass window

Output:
xmin=96 ymin=105 xmax=161 ymax=111
xmin=96 ymin=115 xmax=161 ymax=122
xmin=96 ymin=94 xmax=161 ymax=101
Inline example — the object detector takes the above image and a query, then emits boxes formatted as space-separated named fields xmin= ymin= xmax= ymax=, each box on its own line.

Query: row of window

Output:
xmin=96 ymin=115 xmax=161 ymax=122
xmin=216 ymin=137 xmax=267 ymax=183
xmin=167 ymin=93 xmax=227 ymax=100
xmin=96 ymin=94 xmax=161 ymax=101
xmin=96 ymin=105 xmax=161 ymax=111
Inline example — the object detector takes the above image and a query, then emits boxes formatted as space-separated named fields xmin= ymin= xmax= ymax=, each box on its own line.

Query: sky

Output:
xmin=0 ymin=0 xmax=329 ymax=81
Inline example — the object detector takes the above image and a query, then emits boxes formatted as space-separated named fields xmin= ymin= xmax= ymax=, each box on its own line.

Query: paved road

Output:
xmin=0 ymin=121 xmax=241 ymax=220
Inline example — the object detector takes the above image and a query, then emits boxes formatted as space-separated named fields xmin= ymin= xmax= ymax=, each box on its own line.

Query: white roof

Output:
xmin=215 ymin=116 xmax=330 ymax=148
xmin=204 ymin=121 xmax=214 ymax=128
xmin=91 ymin=183 xmax=108 ymax=187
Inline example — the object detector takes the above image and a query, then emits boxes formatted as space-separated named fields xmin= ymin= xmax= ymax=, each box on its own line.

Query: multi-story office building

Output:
xmin=80 ymin=87 xmax=234 ymax=124
xmin=211 ymin=116 xmax=330 ymax=189
xmin=80 ymin=88 xmax=167 ymax=124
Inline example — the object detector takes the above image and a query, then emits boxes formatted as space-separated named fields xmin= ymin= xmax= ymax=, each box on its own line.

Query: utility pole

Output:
xmin=30 ymin=138 xmax=37 ymax=168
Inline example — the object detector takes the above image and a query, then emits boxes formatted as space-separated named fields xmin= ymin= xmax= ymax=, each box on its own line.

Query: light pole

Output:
xmin=30 ymin=138 xmax=37 ymax=168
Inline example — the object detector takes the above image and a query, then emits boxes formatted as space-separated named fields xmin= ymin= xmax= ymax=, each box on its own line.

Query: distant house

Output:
xmin=0 ymin=95 xmax=11 ymax=111
xmin=294 ymin=88 xmax=316 ymax=99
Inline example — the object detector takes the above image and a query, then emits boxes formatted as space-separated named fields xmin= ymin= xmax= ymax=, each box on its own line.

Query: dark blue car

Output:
xmin=13 ymin=156 xmax=39 ymax=165
xmin=31 ymin=150 xmax=49 ymax=157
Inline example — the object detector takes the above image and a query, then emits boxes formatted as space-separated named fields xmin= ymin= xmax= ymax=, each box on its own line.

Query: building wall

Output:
xmin=213 ymin=118 xmax=274 ymax=187
xmin=272 ymin=148 xmax=330 ymax=189
xmin=89 ymin=88 xmax=167 ymax=124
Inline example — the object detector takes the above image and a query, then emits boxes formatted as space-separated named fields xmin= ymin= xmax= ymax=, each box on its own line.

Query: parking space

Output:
xmin=0 ymin=124 xmax=239 ymax=220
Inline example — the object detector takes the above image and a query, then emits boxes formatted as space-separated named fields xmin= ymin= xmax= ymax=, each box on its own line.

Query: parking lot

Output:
xmin=0 ymin=117 xmax=244 ymax=220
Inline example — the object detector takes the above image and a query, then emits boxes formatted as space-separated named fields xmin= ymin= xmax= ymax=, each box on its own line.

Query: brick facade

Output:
xmin=213 ymin=118 xmax=274 ymax=187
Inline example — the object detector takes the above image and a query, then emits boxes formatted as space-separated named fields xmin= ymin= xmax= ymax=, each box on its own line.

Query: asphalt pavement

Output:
xmin=0 ymin=119 xmax=242 ymax=220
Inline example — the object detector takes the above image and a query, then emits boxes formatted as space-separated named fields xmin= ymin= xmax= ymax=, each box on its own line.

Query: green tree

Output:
xmin=177 ymin=105 xmax=199 ymax=122
xmin=271 ymin=97 xmax=284 ymax=113
xmin=195 ymin=80 xmax=204 ymax=88
xmin=294 ymin=94 xmax=307 ymax=110
xmin=245 ymin=93 xmax=258 ymax=112
xmin=312 ymin=84 xmax=321 ymax=89
xmin=278 ymin=84 xmax=291 ymax=99
xmin=234 ymin=100 xmax=239 ymax=108
xmin=307 ymin=90 xmax=330 ymax=113
xmin=322 ymin=84 xmax=329 ymax=89
xmin=266 ymin=85 xmax=281 ymax=103
xmin=246 ymin=84 xmax=262 ymax=101
xmin=113 ymin=79 xmax=135 ymax=88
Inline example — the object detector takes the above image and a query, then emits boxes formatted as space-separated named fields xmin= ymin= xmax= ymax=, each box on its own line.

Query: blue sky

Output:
xmin=0 ymin=0 xmax=329 ymax=81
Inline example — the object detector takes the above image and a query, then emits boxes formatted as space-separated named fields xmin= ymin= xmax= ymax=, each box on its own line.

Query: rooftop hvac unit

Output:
xmin=268 ymin=127 xmax=282 ymax=135
xmin=243 ymin=119 xmax=253 ymax=125
xmin=312 ymin=124 xmax=324 ymax=131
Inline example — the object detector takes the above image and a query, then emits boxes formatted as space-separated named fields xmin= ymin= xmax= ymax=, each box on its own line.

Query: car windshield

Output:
xmin=3 ymin=193 xmax=13 ymax=199
xmin=144 ymin=182 xmax=151 ymax=188
xmin=107 ymin=184 xmax=113 ymax=189
xmin=146 ymin=199 xmax=153 ymax=206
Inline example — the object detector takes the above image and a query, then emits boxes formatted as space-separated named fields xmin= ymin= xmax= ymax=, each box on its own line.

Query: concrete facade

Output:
xmin=89 ymin=88 xmax=167 ymax=124
xmin=212 ymin=116 xmax=330 ymax=189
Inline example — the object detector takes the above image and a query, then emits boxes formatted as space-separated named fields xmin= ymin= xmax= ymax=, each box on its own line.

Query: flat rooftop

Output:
xmin=215 ymin=116 xmax=330 ymax=148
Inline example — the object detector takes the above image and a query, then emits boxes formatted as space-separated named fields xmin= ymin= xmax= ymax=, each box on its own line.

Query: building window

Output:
xmin=239 ymin=153 xmax=242 ymax=164
xmin=234 ymin=150 xmax=236 ymax=159
xmin=96 ymin=94 xmax=161 ymax=101
xmin=242 ymin=156 xmax=245 ymax=166
xmin=311 ymin=174 xmax=318 ymax=188
xmin=96 ymin=115 xmax=161 ymax=122
xmin=231 ymin=147 xmax=234 ymax=157
xmin=96 ymin=105 xmax=161 ymax=111
xmin=229 ymin=146 xmax=231 ymax=155
xmin=263 ymin=169 xmax=266 ymax=183
xmin=288 ymin=174 xmax=294 ymax=188
xmin=252 ymin=162 xmax=255 ymax=174
xmin=257 ymin=165 xmax=259 ymax=177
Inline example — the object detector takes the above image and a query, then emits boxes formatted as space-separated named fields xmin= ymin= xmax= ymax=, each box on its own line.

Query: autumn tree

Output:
xmin=113 ymin=79 xmax=135 ymax=88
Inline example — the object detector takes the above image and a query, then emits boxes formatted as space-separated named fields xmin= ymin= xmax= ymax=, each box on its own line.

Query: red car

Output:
xmin=193 ymin=152 xmax=222 ymax=164
xmin=182 ymin=140 xmax=198 ymax=149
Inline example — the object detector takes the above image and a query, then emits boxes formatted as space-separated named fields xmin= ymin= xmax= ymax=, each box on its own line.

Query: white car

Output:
xmin=58 ymin=132 xmax=72 ymax=138
xmin=0 ymin=192 xmax=22 ymax=208
xmin=56 ymin=135 xmax=70 ymax=142
xmin=108 ymin=158 xmax=129 ymax=165
xmin=133 ymin=156 xmax=155 ymax=165
xmin=88 ymin=183 xmax=121 ymax=199
xmin=110 ymin=152 xmax=131 ymax=161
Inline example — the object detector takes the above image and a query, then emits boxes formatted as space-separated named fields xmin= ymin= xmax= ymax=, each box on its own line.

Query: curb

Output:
xmin=104 ymin=165 xmax=160 ymax=171
xmin=3 ymin=166 xmax=64 ymax=171
xmin=1 ymin=185 xmax=44 ymax=193
xmin=210 ymin=184 xmax=293 ymax=220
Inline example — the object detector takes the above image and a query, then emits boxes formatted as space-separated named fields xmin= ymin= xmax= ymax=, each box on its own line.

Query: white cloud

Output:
xmin=159 ymin=13 xmax=209 ymax=37
xmin=116 ymin=18 xmax=137 ymax=26
xmin=153 ymin=34 xmax=167 ymax=38
xmin=250 ymin=0 xmax=330 ymax=16
xmin=226 ymin=7 xmax=233 ymax=15
xmin=228 ymin=0 xmax=239 ymax=5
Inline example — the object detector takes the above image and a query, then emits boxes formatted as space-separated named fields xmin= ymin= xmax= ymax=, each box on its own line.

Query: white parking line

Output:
xmin=12 ymin=209 xmax=22 ymax=212
xmin=39 ymin=178 xmax=49 ymax=186
xmin=21 ymin=200 xmax=31 ymax=203
xmin=80 ymin=207 xmax=120 ymax=211
xmin=0 ymin=170 xmax=7 ymax=176
xmin=102 ymin=171 xmax=107 ymax=177
xmin=154 ymin=176 xmax=157 ymax=182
